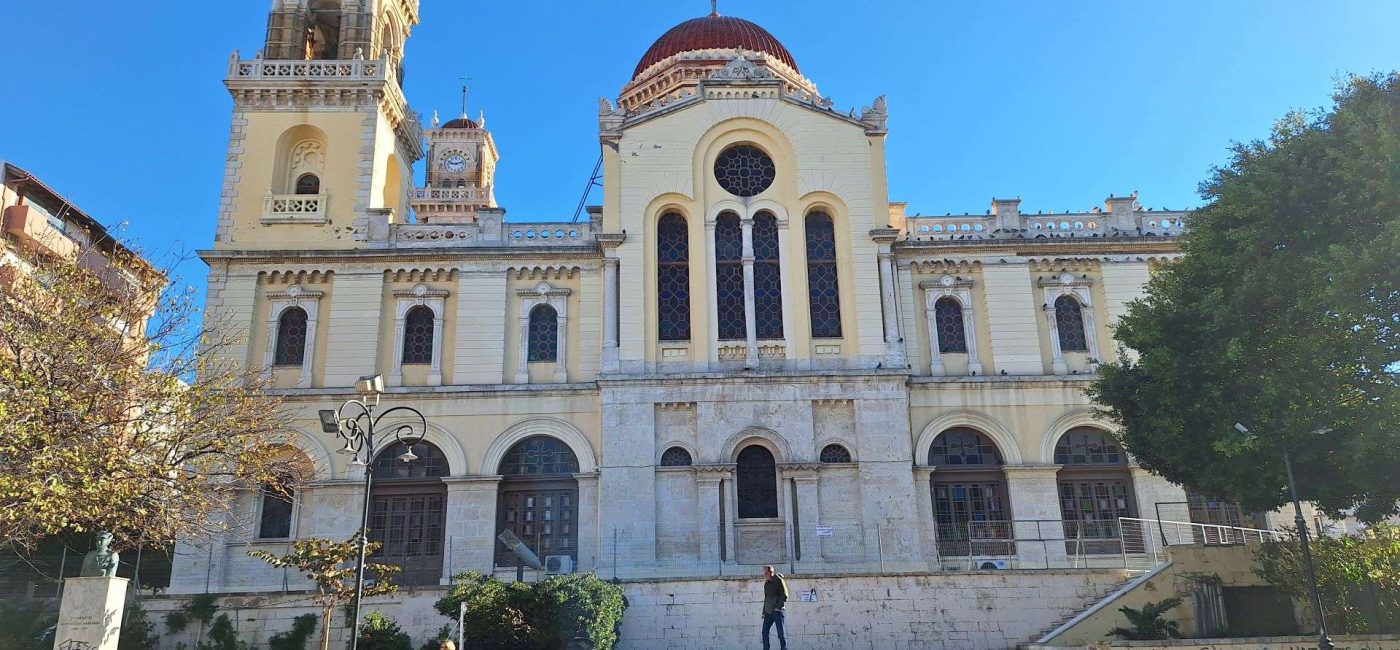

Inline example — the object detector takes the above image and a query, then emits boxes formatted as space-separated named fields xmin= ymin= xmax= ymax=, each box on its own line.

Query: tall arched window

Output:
xmin=928 ymin=429 xmax=1010 ymax=557
xmin=369 ymin=441 xmax=447 ymax=586
xmin=715 ymin=212 xmax=746 ymax=340
xmin=1054 ymin=295 xmax=1089 ymax=352
xmin=753 ymin=212 xmax=784 ymax=340
xmin=401 ymin=305 xmax=434 ymax=365
xmin=295 ymin=173 xmax=320 ymax=195
xmin=736 ymin=445 xmax=778 ymax=518
xmin=527 ymin=304 xmax=558 ymax=362
xmin=805 ymin=212 xmax=842 ymax=338
xmin=934 ymin=297 xmax=967 ymax=353
xmin=257 ymin=483 xmax=295 ymax=539
xmin=657 ymin=213 xmax=691 ymax=341
xmin=273 ymin=307 xmax=308 ymax=366
xmin=1055 ymin=427 xmax=1134 ymax=555
xmin=497 ymin=436 xmax=580 ymax=566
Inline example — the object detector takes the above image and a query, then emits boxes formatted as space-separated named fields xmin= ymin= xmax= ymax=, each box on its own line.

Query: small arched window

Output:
xmin=273 ymin=307 xmax=308 ymax=366
xmin=402 ymin=305 xmax=435 ymax=365
xmin=934 ymin=297 xmax=967 ymax=353
xmin=295 ymin=173 xmax=321 ymax=195
xmin=527 ymin=304 xmax=559 ymax=362
xmin=660 ymin=447 xmax=693 ymax=467
xmin=929 ymin=428 xmax=1003 ymax=466
xmin=1054 ymin=428 xmax=1126 ymax=466
xmin=819 ymin=444 xmax=852 ymax=464
xmin=805 ymin=212 xmax=842 ymax=338
xmin=736 ymin=445 xmax=778 ymax=518
xmin=657 ymin=213 xmax=691 ymax=341
xmin=500 ymin=436 xmax=580 ymax=476
xmin=1054 ymin=295 xmax=1089 ymax=352
xmin=753 ymin=212 xmax=784 ymax=340
xmin=373 ymin=441 xmax=448 ymax=480
xmin=715 ymin=212 xmax=746 ymax=340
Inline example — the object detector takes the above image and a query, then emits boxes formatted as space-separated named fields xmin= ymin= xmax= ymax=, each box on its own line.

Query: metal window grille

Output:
xmin=1054 ymin=295 xmax=1089 ymax=351
xmin=934 ymin=297 xmax=968 ymax=353
xmin=273 ymin=307 xmax=308 ymax=366
xmin=657 ymin=213 xmax=691 ymax=341
xmin=660 ymin=446 xmax=693 ymax=467
xmin=805 ymin=212 xmax=842 ymax=338
xmin=715 ymin=213 xmax=746 ymax=340
xmin=753 ymin=212 xmax=784 ymax=339
xmin=932 ymin=481 xmax=1010 ymax=557
xmin=401 ymin=305 xmax=435 ymax=364
xmin=714 ymin=145 xmax=776 ymax=197
xmin=819 ymin=444 xmax=852 ymax=463
xmin=527 ymin=304 xmax=558 ymax=362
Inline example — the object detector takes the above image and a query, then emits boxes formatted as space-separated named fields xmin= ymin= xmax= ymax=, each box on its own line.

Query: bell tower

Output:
xmin=213 ymin=0 xmax=423 ymax=250
xmin=411 ymin=89 xmax=500 ymax=224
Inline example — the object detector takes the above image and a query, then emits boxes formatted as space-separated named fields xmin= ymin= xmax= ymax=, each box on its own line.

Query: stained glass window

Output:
xmin=274 ymin=307 xmax=308 ymax=366
xmin=736 ymin=445 xmax=778 ymax=518
xmin=373 ymin=441 xmax=448 ymax=480
xmin=714 ymin=145 xmax=776 ymax=197
xmin=660 ymin=446 xmax=693 ymax=467
xmin=715 ymin=212 xmax=746 ymax=341
xmin=934 ymin=297 xmax=967 ymax=353
xmin=929 ymin=429 xmax=1003 ymax=466
xmin=527 ymin=304 xmax=558 ymax=362
xmin=932 ymin=481 xmax=1011 ymax=557
xmin=402 ymin=305 xmax=434 ymax=364
xmin=657 ymin=213 xmax=691 ymax=341
xmin=805 ymin=212 xmax=842 ymax=339
xmin=1058 ymin=479 xmax=1133 ymax=554
xmin=1053 ymin=428 xmax=1125 ymax=466
xmin=500 ymin=436 xmax=580 ymax=476
xmin=819 ymin=444 xmax=852 ymax=463
xmin=1055 ymin=295 xmax=1088 ymax=352
xmin=295 ymin=173 xmax=320 ymax=195
xmin=753 ymin=212 xmax=784 ymax=340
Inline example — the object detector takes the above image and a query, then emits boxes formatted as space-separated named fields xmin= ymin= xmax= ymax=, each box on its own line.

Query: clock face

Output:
xmin=443 ymin=154 xmax=467 ymax=173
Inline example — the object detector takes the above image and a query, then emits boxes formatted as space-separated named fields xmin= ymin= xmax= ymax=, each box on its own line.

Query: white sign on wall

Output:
xmin=799 ymin=588 xmax=817 ymax=602
xmin=815 ymin=525 xmax=834 ymax=538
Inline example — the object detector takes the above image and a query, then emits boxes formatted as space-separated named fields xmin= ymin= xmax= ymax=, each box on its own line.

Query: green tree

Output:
xmin=267 ymin=614 xmax=319 ymax=650
xmin=433 ymin=571 xmax=627 ymax=650
xmin=1088 ymin=74 xmax=1400 ymax=521
xmin=352 ymin=612 xmax=412 ymax=650
xmin=118 ymin=603 xmax=161 ymax=650
xmin=249 ymin=533 xmax=400 ymax=650
xmin=1256 ymin=523 xmax=1400 ymax=632
xmin=1107 ymin=598 xmax=1183 ymax=640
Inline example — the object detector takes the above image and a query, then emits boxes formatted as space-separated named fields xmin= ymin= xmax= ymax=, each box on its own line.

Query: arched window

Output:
xmin=753 ymin=212 xmax=784 ymax=340
xmin=927 ymin=428 xmax=1011 ymax=556
xmin=715 ymin=212 xmax=746 ymax=340
xmin=257 ymin=483 xmax=295 ymax=539
xmin=368 ymin=441 xmax=447 ymax=586
xmin=273 ymin=307 xmax=308 ymax=366
xmin=934 ymin=297 xmax=967 ymax=353
xmin=1054 ymin=295 xmax=1089 ymax=352
xmin=819 ymin=444 xmax=852 ymax=463
xmin=657 ymin=213 xmax=691 ymax=341
xmin=736 ymin=445 xmax=778 ymax=518
xmin=1055 ymin=427 xmax=1134 ymax=555
xmin=660 ymin=446 xmax=693 ymax=467
xmin=527 ymin=304 xmax=558 ymax=362
xmin=497 ymin=436 xmax=580 ymax=566
xmin=805 ymin=212 xmax=842 ymax=338
xmin=401 ymin=305 xmax=434 ymax=365
xmin=295 ymin=173 xmax=321 ymax=195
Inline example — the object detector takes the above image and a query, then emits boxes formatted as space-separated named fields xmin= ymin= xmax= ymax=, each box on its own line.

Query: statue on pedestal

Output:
xmin=79 ymin=532 xmax=119 ymax=578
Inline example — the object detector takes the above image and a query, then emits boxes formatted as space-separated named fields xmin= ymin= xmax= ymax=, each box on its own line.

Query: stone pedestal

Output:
xmin=55 ymin=576 xmax=128 ymax=650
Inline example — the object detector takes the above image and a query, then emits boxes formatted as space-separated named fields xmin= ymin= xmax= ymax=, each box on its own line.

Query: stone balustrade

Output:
xmin=904 ymin=209 xmax=1189 ymax=242
xmin=229 ymin=57 xmax=389 ymax=83
xmin=412 ymin=187 xmax=489 ymax=202
xmin=261 ymin=193 xmax=327 ymax=224
xmin=387 ymin=221 xmax=595 ymax=249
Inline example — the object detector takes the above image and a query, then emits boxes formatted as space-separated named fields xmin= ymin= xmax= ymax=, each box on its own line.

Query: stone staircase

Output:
xmin=1018 ymin=573 xmax=1143 ymax=649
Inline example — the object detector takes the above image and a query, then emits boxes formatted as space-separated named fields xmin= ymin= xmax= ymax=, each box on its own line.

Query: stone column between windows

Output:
xmin=922 ymin=291 xmax=946 ymax=377
xmin=515 ymin=315 xmax=531 ymax=384
xmin=773 ymin=218 xmax=794 ymax=360
xmin=694 ymin=474 xmax=724 ymax=566
xmin=553 ymin=313 xmax=569 ymax=383
xmin=870 ymin=229 xmax=905 ymax=364
xmin=442 ymin=476 xmax=501 ymax=579
xmin=429 ymin=312 xmax=444 ymax=386
xmin=912 ymin=466 xmax=937 ymax=567
xmin=961 ymin=301 xmax=984 ymax=376
xmin=1002 ymin=464 xmax=1069 ymax=568
xmin=740 ymin=217 xmax=758 ymax=365
xmin=574 ymin=472 xmax=600 ymax=574
xmin=784 ymin=469 xmax=820 ymax=566
xmin=601 ymin=257 xmax=620 ymax=372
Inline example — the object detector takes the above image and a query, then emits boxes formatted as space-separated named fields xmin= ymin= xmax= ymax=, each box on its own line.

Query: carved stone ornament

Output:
xmin=712 ymin=53 xmax=773 ymax=81
xmin=860 ymin=95 xmax=889 ymax=132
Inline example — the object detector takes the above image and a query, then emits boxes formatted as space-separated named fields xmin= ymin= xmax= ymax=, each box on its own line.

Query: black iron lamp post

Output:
xmin=319 ymin=375 xmax=429 ymax=650
xmin=1234 ymin=422 xmax=1335 ymax=650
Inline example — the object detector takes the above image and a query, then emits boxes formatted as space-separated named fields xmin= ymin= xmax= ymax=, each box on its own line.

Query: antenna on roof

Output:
xmin=458 ymin=76 xmax=472 ymax=118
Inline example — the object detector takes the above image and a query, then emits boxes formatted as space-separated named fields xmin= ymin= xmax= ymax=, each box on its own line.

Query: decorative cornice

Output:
xmin=693 ymin=463 xmax=736 ymax=474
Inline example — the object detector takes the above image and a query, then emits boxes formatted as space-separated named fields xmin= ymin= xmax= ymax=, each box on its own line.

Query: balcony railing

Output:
xmin=412 ymin=187 xmax=488 ymax=202
xmin=262 ymin=193 xmax=327 ymax=224
xmin=229 ymin=58 xmax=388 ymax=82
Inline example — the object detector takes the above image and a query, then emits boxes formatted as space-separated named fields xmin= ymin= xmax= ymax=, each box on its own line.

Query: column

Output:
xmin=912 ymin=466 xmax=938 ymax=568
xmin=1130 ymin=466 xmax=1188 ymax=543
xmin=514 ymin=315 xmax=530 ymax=384
xmin=1044 ymin=304 xmax=1068 ymax=375
xmin=441 ymin=476 xmax=500 ymax=580
xmin=601 ymin=257 xmax=620 ymax=372
xmin=870 ymin=229 xmax=905 ymax=364
xmin=1003 ymin=464 xmax=1069 ymax=568
xmin=962 ymin=302 xmax=984 ymax=376
xmin=696 ymin=474 xmax=725 ymax=567
xmin=740 ymin=217 xmax=758 ymax=365
xmin=790 ymin=472 xmax=821 ymax=567
xmin=923 ymin=292 xmax=946 ymax=376
xmin=428 ymin=311 xmax=444 ymax=386
xmin=575 ymin=472 xmax=600 ymax=573
xmin=553 ymin=313 xmax=569 ymax=383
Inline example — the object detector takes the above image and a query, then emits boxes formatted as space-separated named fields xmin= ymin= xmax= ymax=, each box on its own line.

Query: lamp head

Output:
xmin=1233 ymin=422 xmax=1250 ymax=434
xmin=318 ymin=409 xmax=340 ymax=434
xmin=398 ymin=446 xmax=420 ymax=464
xmin=356 ymin=375 xmax=385 ymax=397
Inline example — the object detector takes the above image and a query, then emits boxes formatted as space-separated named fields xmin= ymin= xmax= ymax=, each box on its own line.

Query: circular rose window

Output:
xmin=714 ymin=145 xmax=776 ymax=197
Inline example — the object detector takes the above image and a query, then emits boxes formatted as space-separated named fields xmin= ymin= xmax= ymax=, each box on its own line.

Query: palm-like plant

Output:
xmin=1107 ymin=597 xmax=1183 ymax=640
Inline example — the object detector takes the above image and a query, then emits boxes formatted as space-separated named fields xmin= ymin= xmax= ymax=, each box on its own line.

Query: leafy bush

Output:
xmin=0 ymin=601 xmax=56 ymax=650
xmin=1107 ymin=598 xmax=1182 ymax=640
xmin=268 ymin=614 xmax=319 ymax=650
xmin=417 ymin=625 xmax=452 ymax=650
xmin=119 ymin=603 xmax=161 ymax=650
xmin=434 ymin=572 xmax=626 ymax=650
xmin=165 ymin=594 xmax=220 ymax=634
xmin=1256 ymin=523 xmax=1400 ymax=633
xmin=352 ymin=612 xmax=413 ymax=650
xmin=206 ymin=614 xmax=247 ymax=650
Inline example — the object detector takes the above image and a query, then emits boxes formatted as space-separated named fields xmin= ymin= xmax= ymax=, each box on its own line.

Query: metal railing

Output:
xmin=1119 ymin=517 xmax=1289 ymax=568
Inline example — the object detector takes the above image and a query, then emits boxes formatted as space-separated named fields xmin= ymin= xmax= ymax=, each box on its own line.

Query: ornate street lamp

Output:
xmin=319 ymin=374 xmax=429 ymax=650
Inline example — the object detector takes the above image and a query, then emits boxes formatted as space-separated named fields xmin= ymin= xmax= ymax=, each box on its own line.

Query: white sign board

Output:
xmin=815 ymin=525 xmax=834 ymax=538
xmin=799 ymin=588 xmax=817 ymax=602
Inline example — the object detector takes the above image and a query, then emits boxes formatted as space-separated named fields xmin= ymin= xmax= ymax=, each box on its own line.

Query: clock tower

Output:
xmin=411 ymin=109 xmax=499 ymax=224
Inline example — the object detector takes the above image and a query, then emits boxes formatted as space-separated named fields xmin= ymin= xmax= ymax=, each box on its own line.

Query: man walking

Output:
xmin=761 ymin=565 xmax=789 ymax=650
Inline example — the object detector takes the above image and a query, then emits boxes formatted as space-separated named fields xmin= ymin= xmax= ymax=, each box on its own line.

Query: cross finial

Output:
xmin=710 ymin=0 xmax=719 ymax=16
xmin=459 ymin=76 xmax=472 ymax=119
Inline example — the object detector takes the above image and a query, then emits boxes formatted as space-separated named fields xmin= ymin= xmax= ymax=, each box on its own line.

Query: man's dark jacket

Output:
xmin=763 ymin=575 xmax=788 ymax=615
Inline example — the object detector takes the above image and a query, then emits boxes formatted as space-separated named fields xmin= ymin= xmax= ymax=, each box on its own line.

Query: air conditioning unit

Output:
xmin=544 ymin=555 xmax=574 ymax=575
xmin=976 ymin=559 xmax=1010 ymax=570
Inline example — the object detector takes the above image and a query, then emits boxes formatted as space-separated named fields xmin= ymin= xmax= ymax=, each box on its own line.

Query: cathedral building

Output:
xmin=171 ymin=0 xmax=1209 ymax=598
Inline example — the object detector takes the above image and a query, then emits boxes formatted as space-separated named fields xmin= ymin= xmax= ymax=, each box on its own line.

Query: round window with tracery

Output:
xmin=714 ymin=145 xmax=776 ymax=197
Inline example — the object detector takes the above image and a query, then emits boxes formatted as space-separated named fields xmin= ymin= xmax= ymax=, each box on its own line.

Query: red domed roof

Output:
xmin=633 ymin=14 xmax=798 ymax=79
xmin=441 ymin=117 xmax=478 ymax=129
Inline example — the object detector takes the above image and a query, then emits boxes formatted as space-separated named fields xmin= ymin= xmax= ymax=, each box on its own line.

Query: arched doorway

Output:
xmin=368 ymin=441 xmax=447 ymax=586
xmin=496 ymin=436 xmax=580 ymax=567
xmin=1054 ymin=427 xmax=1135 ymax=556
xmin=927 ymin=428 xmax=1011 ymax=558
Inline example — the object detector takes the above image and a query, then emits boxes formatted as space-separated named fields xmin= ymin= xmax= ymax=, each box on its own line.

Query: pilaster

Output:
xmin=1003 ymin=464 xmax=1068 ymax=568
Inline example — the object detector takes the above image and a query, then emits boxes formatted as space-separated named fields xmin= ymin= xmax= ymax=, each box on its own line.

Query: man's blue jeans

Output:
xmin=762 ymin=609 xmax=787 ymax=650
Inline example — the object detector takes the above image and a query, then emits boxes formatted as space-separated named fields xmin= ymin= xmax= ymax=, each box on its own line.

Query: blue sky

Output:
xmin=1 ymin=1 xmax=1397 ymax=286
